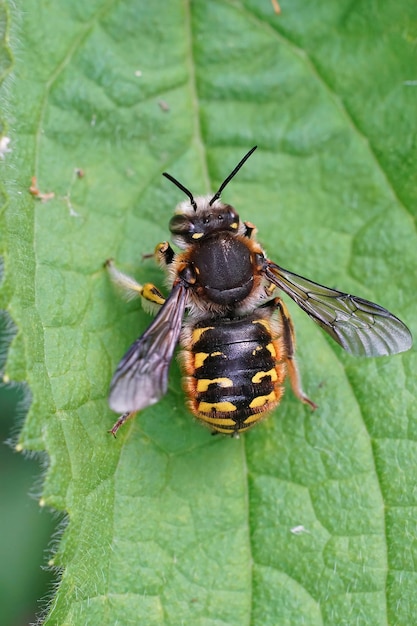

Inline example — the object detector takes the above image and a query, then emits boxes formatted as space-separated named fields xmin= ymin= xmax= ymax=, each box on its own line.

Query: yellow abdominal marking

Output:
xmin=252 ymin=319 xmax=270 ymax=331
xmin=199 ymin=415 xmax=236 ymax=427
xmin=192 ymin=327 xmax=214 ymax=343
xmin=194 ymin=352 xmax=209 ymax=368
xmin=198 ymin=401 xmax=237 ymax=413
xmin=249 ymin=391 xmax=276 ymax=409
xmin=266 ymin=343 xmax=276 ymax=357
xmin=194 ymin=351 xmax=225 ymax=369
xmin=251 ymin=368 xmax=278 ymax=383
xmin=244 ymin=413 xmax=267 ymax=425
xmin=197 ymin=377 xmax=233 ymax=392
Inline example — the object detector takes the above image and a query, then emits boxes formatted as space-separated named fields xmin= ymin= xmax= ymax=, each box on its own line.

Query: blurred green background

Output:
xmin=0 ymin=322 xmax=55 ymax=626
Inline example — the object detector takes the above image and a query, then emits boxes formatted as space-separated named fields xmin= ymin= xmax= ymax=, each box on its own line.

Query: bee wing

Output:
xmin=265 ymin=262 xmax=412 ymax=357
xmin=109 ymin=283 xmax=188 ymax=413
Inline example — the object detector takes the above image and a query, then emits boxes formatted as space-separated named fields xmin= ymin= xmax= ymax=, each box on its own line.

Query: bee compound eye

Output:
xmin=224 ymin=207 xmax=239 ymax=229
xmin=169 ymin=214 xmax=194 ymax=235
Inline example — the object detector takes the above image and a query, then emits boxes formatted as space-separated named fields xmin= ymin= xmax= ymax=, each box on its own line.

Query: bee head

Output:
xmin=163 ymin=146 xmax=257 ymax=247
xmin=168 ymin=198 xmax=240 ymax=245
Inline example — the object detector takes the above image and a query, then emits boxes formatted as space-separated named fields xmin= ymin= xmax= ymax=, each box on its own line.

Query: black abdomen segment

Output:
xmin=182 ymin=314 xmax=285 ymax=434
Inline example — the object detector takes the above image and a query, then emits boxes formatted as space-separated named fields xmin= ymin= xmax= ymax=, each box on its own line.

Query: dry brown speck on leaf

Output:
xmin=29 ymin=176 xmax=55 ymax=202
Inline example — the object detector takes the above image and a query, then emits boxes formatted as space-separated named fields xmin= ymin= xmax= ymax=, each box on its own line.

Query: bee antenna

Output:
xmin=209 ymin=146 xmax=257 ymax=206
xmin=162 ymin=172 xmax=198 ymax=211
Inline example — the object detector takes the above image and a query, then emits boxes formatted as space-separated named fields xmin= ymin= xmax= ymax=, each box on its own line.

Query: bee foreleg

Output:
xmin=105 ymin=258 xmax=166 ymax=314
xmin=275 ymin=298 xmax=318 ymax=411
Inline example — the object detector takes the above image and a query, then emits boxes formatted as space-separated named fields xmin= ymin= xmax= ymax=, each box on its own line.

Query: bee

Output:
xmin=107 ymin=146 xmax=412 ymax=437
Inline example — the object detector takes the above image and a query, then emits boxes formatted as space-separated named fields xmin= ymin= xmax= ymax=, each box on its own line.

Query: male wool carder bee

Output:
xmin=107 ymin=146 xmax=412 ymax=437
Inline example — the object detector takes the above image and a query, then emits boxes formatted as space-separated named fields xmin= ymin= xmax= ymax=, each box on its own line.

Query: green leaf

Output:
xmin=1 ymin=1 xmax=416 ymax=624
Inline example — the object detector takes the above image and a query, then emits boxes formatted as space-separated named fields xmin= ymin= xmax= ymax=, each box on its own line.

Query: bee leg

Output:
xmin=275 ymin=298 xmax=318 ymax=410
xmin=108 ymin=411 xmax=136 ymax=437
xmin=153 ymin=241 xmax=176 ymax=266
xmin=105 ymin=258 xmax=166 ymax=313
xmin=243 ymin=221 xmax=256 ymax=238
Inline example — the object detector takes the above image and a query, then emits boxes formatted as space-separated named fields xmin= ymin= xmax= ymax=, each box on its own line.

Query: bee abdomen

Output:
xmin=181 ymin=315 xmax=285 ymax=434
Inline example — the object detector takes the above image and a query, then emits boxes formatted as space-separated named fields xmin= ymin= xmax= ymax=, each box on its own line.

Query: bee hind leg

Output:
xmin=286 ymin=356 xmax=318 ymax=410
xmin=275 ymin=298 xmax=318 ymax=411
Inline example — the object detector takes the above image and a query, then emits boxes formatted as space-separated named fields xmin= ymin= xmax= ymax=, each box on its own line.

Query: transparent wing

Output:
xmin=265 ymin=262 xmax=412 ymax=357
xmin=109 ymin=283 xmax=188 ymax=413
